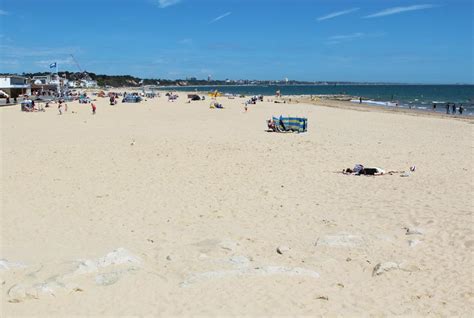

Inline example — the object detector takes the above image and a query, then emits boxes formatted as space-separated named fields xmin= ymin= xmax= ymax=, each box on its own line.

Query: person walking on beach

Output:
xmin=459 ymin=104 xmax=464 ymax=115
xmin=432 ymin=103 xmax=437 ymax=111
xmin=91 ymin=102 xmax=96 ymax=115
xmin=445 ymin=103 xmax=450 ymax=114
xmin=452 ymin=103 xmax=456 ymax=115
xmin=58 ymin=102 xmax=63 ymax=115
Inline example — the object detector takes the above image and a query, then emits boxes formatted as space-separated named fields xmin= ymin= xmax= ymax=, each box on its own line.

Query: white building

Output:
xmin=0 ymin=76 xmax=31 ymax=98
xmin=81 ymin=79 xmax=98 ymax=88
xmin=32 ymin=75 xmax=52 ymax=85
xmin=68 ymin=79 xmax=97 ymax=88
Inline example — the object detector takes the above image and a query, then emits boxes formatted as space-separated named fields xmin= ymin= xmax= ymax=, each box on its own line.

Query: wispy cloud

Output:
xmin=317 ymin=8 xmax=359 ymax=21
xmin=329 ymin=32 xmax=366 ymax=41
xmin=327 ymin=32 xmax=385 ymax=45
xmin=178 ymin=38 xmax=193 ymax=45
xmin=327 ymin=32 xmax=366 ymax=45
xmin=364 ymin=4 xmax=438 ymax=18
xmin=156 ymin=0 xmax=181 ymax=8
xmin=209 ymin=12 xmax=231 ymax=24
xmin=0 ymin=59 xmax=19 ymax=66
xmin=0 ymin=9 xmax=8 ymax=15
xmin=0 ymin=45 xmax=81 ymax=58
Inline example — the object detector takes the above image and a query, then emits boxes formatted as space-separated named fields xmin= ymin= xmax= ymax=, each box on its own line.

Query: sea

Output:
xmin=165 ymin=84 xmax=474 ymax=115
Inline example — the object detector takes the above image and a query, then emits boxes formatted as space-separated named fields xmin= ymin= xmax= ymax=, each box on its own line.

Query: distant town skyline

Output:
xmin=0 ymin=0 xmax=473 ymax=84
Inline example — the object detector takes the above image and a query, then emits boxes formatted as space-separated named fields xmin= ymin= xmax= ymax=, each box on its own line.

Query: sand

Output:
xmin=1 ymin=91 xmax=473 ymax=316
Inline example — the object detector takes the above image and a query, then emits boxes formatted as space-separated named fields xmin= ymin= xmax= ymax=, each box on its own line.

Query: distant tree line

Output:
xmin=2 ymin=71 xmax=323 ymax=87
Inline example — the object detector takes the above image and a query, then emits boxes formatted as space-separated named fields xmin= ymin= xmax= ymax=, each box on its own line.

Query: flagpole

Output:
xmin=56 ymin=63 xmax=60 ymax=96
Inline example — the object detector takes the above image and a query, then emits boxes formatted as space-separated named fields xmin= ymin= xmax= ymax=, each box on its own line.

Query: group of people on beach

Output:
xmin=57 ymin=99 xmax=96 ymax=115
xmin=433 ymin=102 xmax=465 ymax=115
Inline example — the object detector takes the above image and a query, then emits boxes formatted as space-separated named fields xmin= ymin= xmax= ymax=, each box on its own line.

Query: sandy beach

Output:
xmin=1 ymin=92 xmax=473 ymax=316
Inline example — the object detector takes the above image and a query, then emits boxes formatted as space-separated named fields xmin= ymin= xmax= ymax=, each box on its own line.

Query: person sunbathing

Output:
xmin=343 ymin=164 xmax=385 ymax=176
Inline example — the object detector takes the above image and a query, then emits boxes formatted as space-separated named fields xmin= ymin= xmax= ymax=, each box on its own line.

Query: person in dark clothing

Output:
xmin=446 ymin=103 xmax=450 ymax=114
xmin=459 ymin=104 xmax=464 ymax=115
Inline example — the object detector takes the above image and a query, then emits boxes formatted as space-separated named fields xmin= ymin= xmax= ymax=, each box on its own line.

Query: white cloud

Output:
xmin=0 ymin=59 xmax=19 ymax=66
xmin=327 ymin=33 xmax=364 ymax=45
xmin=209 ymin=12 xmax=232 ymax=24
xmin=327 ymin=32 xmax=385 ymax=45
xmin=156 ymin=0 xmax=181 ymax=8
xmin=329 ymin=32 xmax=366 ymax=41
xmin=178 ymin=38 xmax=193 ymax=45
xmin=0 ymin=9 xmax=8 ymax=15
xmin=317 ymin=8 xmax=359 ymax=21
xmin=0 ymin=45 xmax=81 ymax=58
xmin=364 ymin=4 xmax=438 ymax=18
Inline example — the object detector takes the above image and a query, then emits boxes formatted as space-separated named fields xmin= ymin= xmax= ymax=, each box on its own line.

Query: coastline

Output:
xmin=297 ymin=96 xmax=474 ymax=121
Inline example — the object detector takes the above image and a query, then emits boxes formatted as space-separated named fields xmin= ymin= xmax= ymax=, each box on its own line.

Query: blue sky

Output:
xmin=0 ymin=0 xmax=472 ymax=83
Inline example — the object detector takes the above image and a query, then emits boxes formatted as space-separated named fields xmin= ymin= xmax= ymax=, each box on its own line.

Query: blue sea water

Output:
xmin=166 ymin=84 xmax=474 ymax=115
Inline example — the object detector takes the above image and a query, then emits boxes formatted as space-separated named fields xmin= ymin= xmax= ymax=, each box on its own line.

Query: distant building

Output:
xmin=67 ymin=79 xmax=97 ymax=88
xmin=0 ymin=75 xmax=31 ymax=97
xmin=31 ymin=74 xmax=62 ymax=94
xmin=81 ymin=79 xmax=98 ymax=88
xmin=32 ymin=75 xmax=52 ymax=85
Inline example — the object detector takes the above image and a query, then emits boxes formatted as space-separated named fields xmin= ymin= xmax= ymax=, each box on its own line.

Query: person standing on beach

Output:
xmin=58 ymin=102 xmax=63 ymax=115
xmin=459 ymin=104 xmax=464 ymax=115
xmin=433 ymin=103 xmax=437 ymax=111
xmin=91 ymin=102 xmax=96 ymax=115
xmin=452 ymin=103 xmax=456 ymax=115
xmin=446 ymin=103 xmax=450 ymax=114
xmin=359 ymin=97 xmax=362 ymax=104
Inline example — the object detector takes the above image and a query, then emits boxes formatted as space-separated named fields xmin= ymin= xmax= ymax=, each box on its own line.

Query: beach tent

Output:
xmin=271 ymin=116 xmax=308 ymax=133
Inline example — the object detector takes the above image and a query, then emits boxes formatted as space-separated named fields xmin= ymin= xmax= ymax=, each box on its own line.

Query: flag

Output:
xmin=49 ymin=62 xmax=57 ymax=69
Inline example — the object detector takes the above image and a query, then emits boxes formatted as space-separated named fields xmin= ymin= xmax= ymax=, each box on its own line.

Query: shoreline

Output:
xmin=296 ymin=97 xmax=474 ymax=122
xmin=3 ymin=87 xmax=473 ymax=121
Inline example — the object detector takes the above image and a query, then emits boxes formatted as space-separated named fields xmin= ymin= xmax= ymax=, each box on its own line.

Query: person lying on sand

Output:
xmin=343 ymin=164 xmax=385 ymax=176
